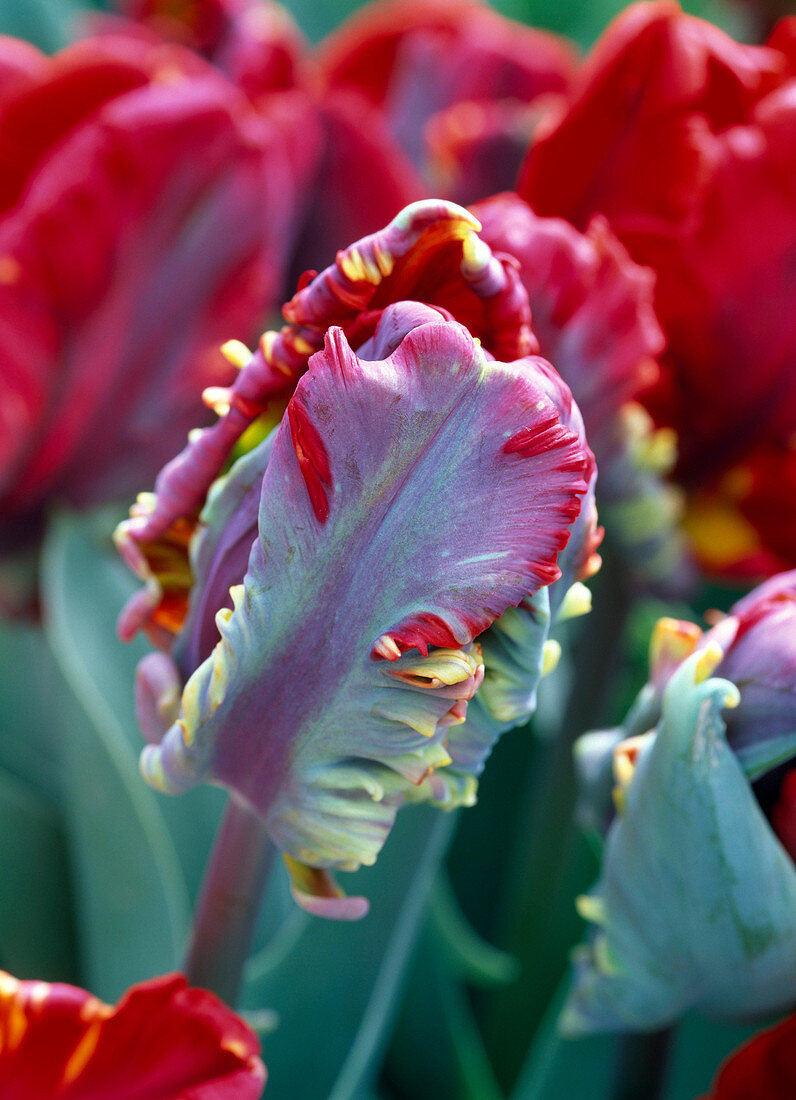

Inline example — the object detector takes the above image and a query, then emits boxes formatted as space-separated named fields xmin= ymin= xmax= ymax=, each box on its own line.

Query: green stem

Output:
xmin=485 ymin=551 xmax=634 ymax=1088
xmin=184 ymin=794 xmax=274 ymax=1005
xmin=611 ymin=1028 xmax=673 ymax=1100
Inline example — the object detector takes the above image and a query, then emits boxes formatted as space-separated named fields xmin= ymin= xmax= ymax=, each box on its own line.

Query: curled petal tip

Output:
xmin=135 ymin=653 xmax=182 ymax=745
xmin=461 ymin=231 xmax=492 ymax=274
xmin=373 ymin=633 xmax=402 ymax=660
xmin=283 ymin=856 xmax=369 ymax=921
xmin=649 ymin=616 xmax=703 ymax=689
xmin=389 ymin=198 xmax=479 ymax=234
xmin=202 ymin=387 xmax=233 ymax=417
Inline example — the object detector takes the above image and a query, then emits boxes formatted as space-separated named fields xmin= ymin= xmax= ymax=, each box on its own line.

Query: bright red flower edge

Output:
xmin=704 ymin=1012 xmax=796 ymax=1099
xmin=0 ymin=970 xmax=265 ymax=1098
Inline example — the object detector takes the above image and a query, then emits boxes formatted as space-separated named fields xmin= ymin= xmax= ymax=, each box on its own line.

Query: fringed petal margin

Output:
xmin=137 ymin=319 xmax=589 ymax=903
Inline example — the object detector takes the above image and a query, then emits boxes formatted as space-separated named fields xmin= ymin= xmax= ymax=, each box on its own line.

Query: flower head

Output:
xmin=117 ymin=200 xmax=597 ymax=915
xmin=704 ymin=1012 xmax=796 ymax=1099
xmin=649 ymin=570 xmax=796 ymax=777
xmin=0 ymin=31 xmax=302 ymax=610
xmin=317 ymin=0 xmax=577 ymax=205
xmin=518 ymin=2 xmax=796 ymax=578
xmin=0 ymin=970 xmax=265 ymax=1098
xmin=567 ymin=572 xmax=796 ymax=1033
xmin=472 ymin=190 xmax=689 ymax=591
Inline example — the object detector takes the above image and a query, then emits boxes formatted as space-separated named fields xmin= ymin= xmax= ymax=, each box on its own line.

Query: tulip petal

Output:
xmin=0 ymin=970 xmax=265 ymax=1098
xmin=414 ymin=588 xmax=552 ymax=798
xmin=127 ymin=197 xmax=534 ymax=552
xmin=474 ymin=192 xmax=689 ymax=592
xmin=563 ymin=650 xmax=796 ymax=1035
xmin=140 ymin=321 xmax=588 ymax=872
xmin=0 ymin=54 xmax=297 ymax=535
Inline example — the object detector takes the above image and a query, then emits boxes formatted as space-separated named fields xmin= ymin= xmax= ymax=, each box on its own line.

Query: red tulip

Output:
xmin=0 ymin=970 xmax=265 ymax=1098
xmin=519 ymin=1 xmax=782 ymax=239
xmin=519 ymin=2 xmax=796 ymax=578
xmin=0 ymin=32 xmax=301 ymax=601
xmin=104 ymin=0 xmax=425 ymax=279
xmin=704 ymin=1012 xmax=796 ymax=1099
xmin=317 ymin=0 xmax=576 ymax=205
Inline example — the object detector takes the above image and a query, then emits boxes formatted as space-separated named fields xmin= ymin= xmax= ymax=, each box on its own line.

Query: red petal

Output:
xmin=705 ymin=1012 xmax=796 ymax=1099
xmin=0 ymin=970 xmax=265 ymax=1098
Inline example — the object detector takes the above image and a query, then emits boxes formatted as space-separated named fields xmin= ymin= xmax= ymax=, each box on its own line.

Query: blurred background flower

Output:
xmin=0 ymin=29 xmax=305 ymax=613
xmin=315 ymin=0 xmax=577 ymax=205
xmin=519 ymin=1 xmax=796 ymax=580
xmin=0 ymin=969 xmax=266 ymax=1097
xmin=703 ymin=1011 xmax=796 ymax=1099
xmin=569 ymin=574 xmax=796 ymax=1033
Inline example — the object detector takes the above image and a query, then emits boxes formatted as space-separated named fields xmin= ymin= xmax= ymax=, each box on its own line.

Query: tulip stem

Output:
xmin=184 ymin=794 xmax=274 ymax=1006
xmin=612 ymin=1027 xmax=673 ymax=1100
xmin=483 ymin=549 xmax=634 ymax=1087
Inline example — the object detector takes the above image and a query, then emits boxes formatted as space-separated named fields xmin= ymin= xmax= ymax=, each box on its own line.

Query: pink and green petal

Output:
xmin=563 ymin=653 xmax=796 ymax=1034
xmin=139 ymin=320 xmax=589 ymax=877
xmin=122 ymin=198 xmax=534 ymax=555
xmin=474 ymin=192 xmax=689 ymax=591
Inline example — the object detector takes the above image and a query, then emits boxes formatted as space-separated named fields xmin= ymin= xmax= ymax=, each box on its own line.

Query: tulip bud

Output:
xmin=567 ymin=573 xmax=796 ymax=1033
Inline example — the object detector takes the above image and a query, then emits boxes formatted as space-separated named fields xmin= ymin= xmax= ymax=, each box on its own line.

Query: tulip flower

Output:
xmin=472 ymin=191 xmax=689 ymax=591
xmin=0 ymin=31 xmax=302 ymax=612
xmin=704 ymin=1012 xmax=796 ymax=1099
xmin=117 ymin=199 xmax=598 ymax=918
xmin=566 ymin=573 xmax=796 ymax=1034
xmin=0 ymin=970 xmax=265 ymax=1098
xmin=113 ymin=0 xmax=306 ymax=103
xmin=317 ymin=0 xmax=577 ymax=206
xmin=103 ymin=0 xmax=425 ymax=278
xmin=519 ymin=2 xmax=796 ymax=578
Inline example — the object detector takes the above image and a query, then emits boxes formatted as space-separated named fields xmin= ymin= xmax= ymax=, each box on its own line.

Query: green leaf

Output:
xmin=41 ymin=508 xmax=196 ymax=999
xmin=663 ymin=1013 xmax=762 ymax=1100
xmin=0 ymin=0 xmax=85 ymax=52
xmin=0 ymin=766 xmax=75 ymax=981
xmin=386 ymin=925 xmax=505 ymax=1100
xmin=510 ymin=979 xmax=618 ymax=1100
xmin=0 ymin=620 xmax=63 ymax=803
xmin=429 ymin=873 xmax=519 ymax=988
xmin=244 ymin=806 xmax=455 ymax=1099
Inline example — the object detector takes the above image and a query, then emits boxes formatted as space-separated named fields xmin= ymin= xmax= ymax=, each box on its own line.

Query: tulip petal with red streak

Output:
xmin=118 ymin=198 xmax=534 ymax=580
xmin=0 ymin=42 xmax=298 ymax=550
xmin=138 ymin=321 xmax=589 ymax=880
xmin=704 ymin=1013 xmax=796 ymax=1099
xmin=0 ymin=970 xmax=265 ymax=1098
xmin=473 ymin=191 xmax=690 ymax=590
